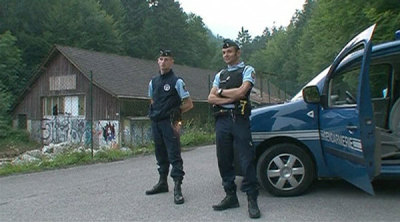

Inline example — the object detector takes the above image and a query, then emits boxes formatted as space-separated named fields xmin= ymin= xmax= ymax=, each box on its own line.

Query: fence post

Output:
xmin=90 ymin=71 xmax=94 ymax=158
xmin=208 ymin=73 xmax=211 ymax=122
xmin=267 ymin=78 xmax=271 ymax=104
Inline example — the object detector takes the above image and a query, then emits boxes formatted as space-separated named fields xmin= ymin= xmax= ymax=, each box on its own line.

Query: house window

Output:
xmin=42 ymin=95 xmax=85 ymax=117
xmin=49 ymin=75 xmax=76 ymax=91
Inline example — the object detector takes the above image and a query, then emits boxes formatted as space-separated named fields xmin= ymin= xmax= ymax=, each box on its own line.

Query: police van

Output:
xmin=250 ymin=24 xmax=400 ymax=196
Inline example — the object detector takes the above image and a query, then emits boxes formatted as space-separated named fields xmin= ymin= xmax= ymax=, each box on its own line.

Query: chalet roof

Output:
xmin=55 ymin=45 xmax=215 ymax=102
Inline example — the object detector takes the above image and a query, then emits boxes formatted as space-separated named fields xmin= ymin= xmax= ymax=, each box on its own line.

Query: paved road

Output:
xmin=1 ymin=145 xmax=400 ymax=221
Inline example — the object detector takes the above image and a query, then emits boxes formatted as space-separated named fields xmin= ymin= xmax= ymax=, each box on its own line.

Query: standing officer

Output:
xmin=207 ymin=39 xmax=260 ymax=218
xmin=146 ymin=49 xmax=193 ymax=205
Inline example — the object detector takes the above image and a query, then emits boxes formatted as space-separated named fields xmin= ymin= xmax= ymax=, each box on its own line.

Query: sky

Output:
xmin=178 ymin=0 xmax=305 ymax=39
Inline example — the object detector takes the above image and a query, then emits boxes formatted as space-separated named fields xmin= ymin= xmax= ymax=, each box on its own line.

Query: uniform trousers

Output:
xmin=151 ymin=119 xmax=184 ymax=181
xmin=215 ymin=113 xmax=258 ymax=195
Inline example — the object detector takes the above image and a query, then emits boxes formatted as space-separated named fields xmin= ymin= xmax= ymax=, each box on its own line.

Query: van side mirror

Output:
xmin=303 ymin=86 xmax=321 ymax=104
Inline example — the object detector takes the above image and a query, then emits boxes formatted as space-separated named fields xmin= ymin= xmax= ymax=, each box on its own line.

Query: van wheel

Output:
xmin=257 ymin=143 xmax=315 ymax=196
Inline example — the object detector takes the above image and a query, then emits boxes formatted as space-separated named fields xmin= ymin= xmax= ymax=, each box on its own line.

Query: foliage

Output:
xmin=131 ymin=143 xmax=155 ymax=155
xmin=1 ymin=0 xmax=399 ymax=154
xmin=248 ymin=0 xmax=399 ymax=96
xmin=0 ymin=149 xmax=131 ymax=176
xmin=295 ymin=0 xmax=399 ymax=87
xmin=0 ymin=31 xmax=25 ymax=96
xmin=0 ymin=88 xmax=12 ymax=137
xmin=236 ymin=27 xmax=253 ymax=62
xmin=0 ymin=31 xmax=25 ymax=136
xmin=0 ymin=129 xmax=40 ymax=156
xmin=0 ymin=120 xmax=215 ymax=176
xmin=180 ymin=119 xmax=215 ymax=147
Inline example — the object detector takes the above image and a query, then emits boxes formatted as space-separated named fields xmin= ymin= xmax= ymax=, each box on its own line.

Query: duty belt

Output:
xmin=214 ymin=108 xmax=234 ymax=115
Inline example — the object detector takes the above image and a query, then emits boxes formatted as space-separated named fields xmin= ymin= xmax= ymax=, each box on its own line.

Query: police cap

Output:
xmin=222 ymin=39 xmax=240 ymax=49
xmin=159 ymin=49 xmax=173 ymax=57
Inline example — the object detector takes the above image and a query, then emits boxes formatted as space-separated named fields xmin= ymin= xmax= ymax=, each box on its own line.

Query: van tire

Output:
xmin=256 ymin=143 xmax=315 ymax=196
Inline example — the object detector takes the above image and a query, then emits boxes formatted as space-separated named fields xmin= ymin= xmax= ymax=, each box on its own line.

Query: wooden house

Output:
xmin=11 ymin=45 xmax=214 ymax=148
xmin=11 ymin=45 xmax=281 ymax=148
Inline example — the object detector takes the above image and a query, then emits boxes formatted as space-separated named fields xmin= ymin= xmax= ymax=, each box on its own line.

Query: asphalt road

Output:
xmin=1 ymin=145 xmax=400 ymax=222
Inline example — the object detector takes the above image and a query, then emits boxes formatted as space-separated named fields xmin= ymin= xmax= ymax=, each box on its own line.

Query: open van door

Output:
xmin=319 ymin=24 xmax=378 ymax=194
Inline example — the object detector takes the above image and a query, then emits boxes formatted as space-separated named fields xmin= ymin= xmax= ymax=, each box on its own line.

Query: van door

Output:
xmin=319 ymin=24 xmax=378 ymax=194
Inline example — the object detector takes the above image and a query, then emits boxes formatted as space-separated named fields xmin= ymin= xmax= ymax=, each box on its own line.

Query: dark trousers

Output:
xmin=215 ymin=114 xmax=258 ymax=195
xmin=151 ymin=119 xmax=184 ymax=181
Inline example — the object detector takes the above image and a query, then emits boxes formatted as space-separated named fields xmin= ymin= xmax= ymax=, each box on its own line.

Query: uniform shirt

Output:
xmin=148 ymin=78 xmax=190 ymax=100
xmin=212 ymin=62 xmax=255 ymax=108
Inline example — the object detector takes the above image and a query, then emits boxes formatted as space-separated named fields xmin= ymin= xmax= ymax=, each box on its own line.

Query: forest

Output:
xmin=0 ymin=0 xmax=399 ymax=136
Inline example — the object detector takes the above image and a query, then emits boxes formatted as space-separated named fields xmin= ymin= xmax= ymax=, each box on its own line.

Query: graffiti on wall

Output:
xmin=131 ymin=122 xmax=152 ymax=146
xmin=94 ymin=121 xmax=119 ymax=148
xmin=41 ymin=116 xmax=119 ymax=148
xmin=42 ymin=116 xmax=90 ymax=145
xmin=121 ymin=119 xmax=152 ymax=146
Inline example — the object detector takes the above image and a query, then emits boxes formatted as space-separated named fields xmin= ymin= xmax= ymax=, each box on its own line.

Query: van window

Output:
xmin=328 ymin=67 xmax=360 ymax=107
xmin=369 ymin=64 xmax=391 ymax=99
xmin=369 ymin=64 xmax=392 ymax=128
xmin=328 ymin=63 xmax=392 ymax=108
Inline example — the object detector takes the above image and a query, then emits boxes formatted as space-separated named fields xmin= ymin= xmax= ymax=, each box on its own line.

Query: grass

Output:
xmin=0 ymin=121 xmax=215 ymax=176
xmin=181 ymin=119 xmax=215 ymax=147
xmin=0 ymin=149 xmax=131 ymax=176
xmin=0 ymin=129 xmax=41 ymax=158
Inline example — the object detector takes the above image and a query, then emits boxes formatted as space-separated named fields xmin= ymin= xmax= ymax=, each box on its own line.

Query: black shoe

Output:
xmin=174 ymin=180 xmax=184 ymax=204
xmin=145 ymin=176 xmax=168 ymax=195
xmin=212 ymin=194 xmax=239 ymax=211
xmin=248 ymin=195 xmax=261 ymax=219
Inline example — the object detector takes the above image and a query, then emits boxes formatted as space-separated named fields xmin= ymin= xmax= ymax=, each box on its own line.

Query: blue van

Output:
xmin=251 ymin=24 xmax=400 ymax=196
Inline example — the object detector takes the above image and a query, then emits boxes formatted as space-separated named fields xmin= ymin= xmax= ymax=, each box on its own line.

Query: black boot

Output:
xmin=212 ymin=190 xmax=239 ymax=211
xmin=247 ymin=193 xmax=261 ymax=219
xmin=173 ymin=180 xmax=184 ymax=204
xmin=145 ymin=175 xmax=168 ymax=195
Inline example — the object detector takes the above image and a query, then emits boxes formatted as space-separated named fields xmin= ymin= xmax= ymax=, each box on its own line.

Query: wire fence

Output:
xmin=254 ymin=72 xmax=302 ymax=104
xmin=40 ymin=70 xmax=299 ymax=152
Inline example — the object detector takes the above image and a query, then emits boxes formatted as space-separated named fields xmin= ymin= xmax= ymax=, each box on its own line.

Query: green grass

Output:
xmin=0 ymin=121 xmax=215 ymax=176
xmin=0 ymin=129 xmax=41 ymax=158
xmin=0 ymin=149 xmax=134 ymax=176
xmin=181 ymin=119 xmax=215 ymax=147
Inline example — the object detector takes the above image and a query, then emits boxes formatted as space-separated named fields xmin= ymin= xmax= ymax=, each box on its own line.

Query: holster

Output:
xmin=235 ymin=99 xmax=249 ymax=116
xmin=170 ymin=108 xmax=182 ymax=123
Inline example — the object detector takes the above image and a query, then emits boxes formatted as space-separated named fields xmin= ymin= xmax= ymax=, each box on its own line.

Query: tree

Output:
xmin=184 ymin=13 xmax=217 ymax=68
xmin=236 ymin=27 xmax=252 ymax=47
xmin=120 ymin=0 xmax=152 ymax=58
xmin=140 ymin=0 xmax=192 ymax=63
xmin=0 ymin=0 xmax=55 ymax=71
xmin=363 ymin=0 xmax=400 ymax=42
xmin=0 ymin=31 xmax=25 ymax=136
xmin=236 ymin=27 xmax=253 ymax=62
xmin=0 ymin=0 xmax=124 ymax=75
xmin=43 ymin=0 xmax=123 ymax=53
xmin=0 ymin=31 xmax=25 ymax=97
xmin=0 ymin=86 xmax=12 ymax=138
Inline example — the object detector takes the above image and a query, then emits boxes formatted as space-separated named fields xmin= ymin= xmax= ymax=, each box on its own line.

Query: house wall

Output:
xmin=12 ymin=50 xmax=211 ymax=148
xmin=41 ymin=116 xmax=119 ymax=148
xmin=12 ymin=52 xmax=120 ymax=147
xmin=122 ymin=117 xmax=152 ymax=147
xmin=120 ymin=100 xmax=211 ymax=147
xmin=13 ymin=52 xmax=120 ymax=121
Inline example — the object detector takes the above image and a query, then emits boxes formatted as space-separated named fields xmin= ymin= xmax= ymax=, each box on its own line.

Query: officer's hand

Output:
xmin=172 ymin=121 xmax=182 ymax=132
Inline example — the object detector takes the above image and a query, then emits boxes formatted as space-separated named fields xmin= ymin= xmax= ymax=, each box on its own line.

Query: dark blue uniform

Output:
xmin=213 ymin=63 xmax=258 ymax=196
xmin=149 ymin=70 xmax=188 ymax=181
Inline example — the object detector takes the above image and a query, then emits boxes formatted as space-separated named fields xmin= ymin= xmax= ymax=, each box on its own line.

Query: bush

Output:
xmin=181 ymin=120 xmax=215 ymax=147
xmin=0 ymin=129 xmax=40 ymax=157
xmin=94 ymin=149 xmax=129 ymax=161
